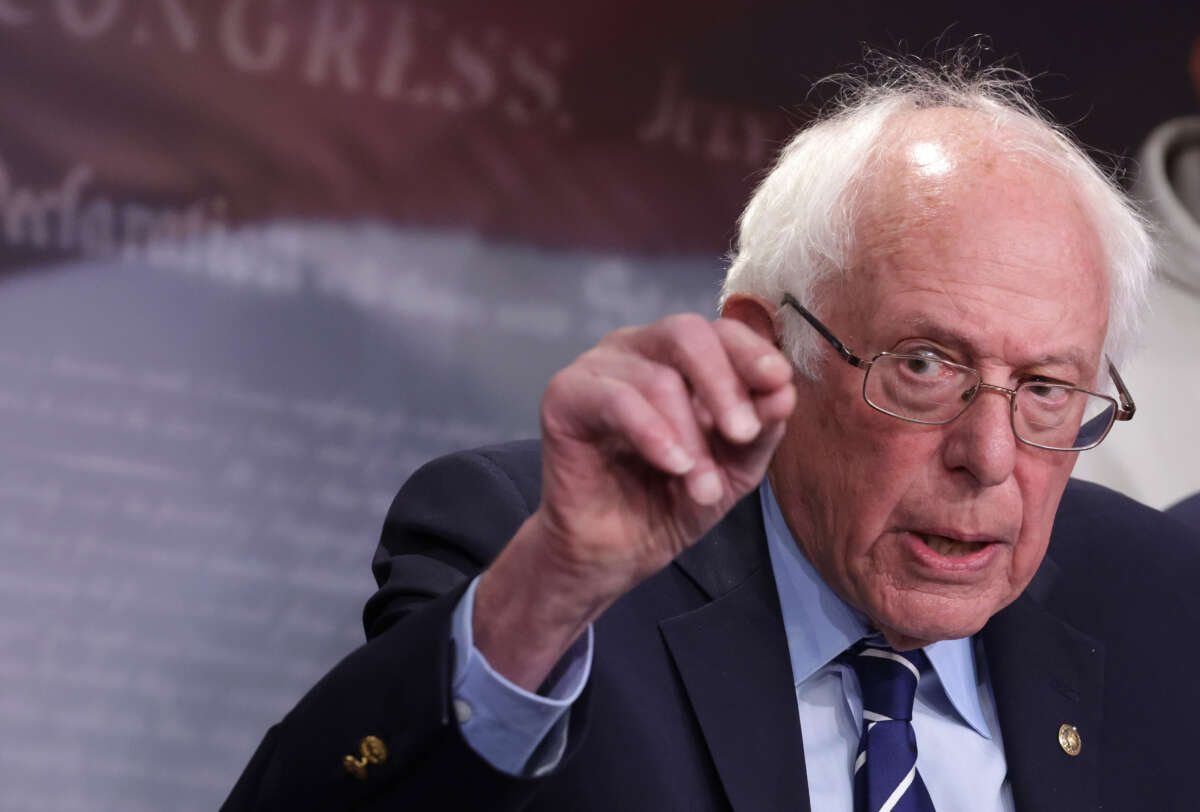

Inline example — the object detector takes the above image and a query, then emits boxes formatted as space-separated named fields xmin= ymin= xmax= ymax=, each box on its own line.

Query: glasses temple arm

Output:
xmin=1107 ymin=359 xmax=1136 ymax=421
xmin=780 ymin=294 xmax=868 ymax=369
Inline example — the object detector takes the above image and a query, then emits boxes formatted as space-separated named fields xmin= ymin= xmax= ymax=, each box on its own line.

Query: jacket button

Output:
xmin=343 ymin=735 xmax=388 ymax=779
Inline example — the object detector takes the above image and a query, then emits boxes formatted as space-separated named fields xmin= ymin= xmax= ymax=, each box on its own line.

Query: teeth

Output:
xmin=922 ymin=534 xmax=985 ymax=557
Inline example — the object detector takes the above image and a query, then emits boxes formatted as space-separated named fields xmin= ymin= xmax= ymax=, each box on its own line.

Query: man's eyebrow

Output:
xmin=890 ymin=319 xmax=978 ymax=356
xmin=1023 ymin=351 xmax=1089 ymax=372
xmin=893 ymin=319 xmax=1089 ymax=371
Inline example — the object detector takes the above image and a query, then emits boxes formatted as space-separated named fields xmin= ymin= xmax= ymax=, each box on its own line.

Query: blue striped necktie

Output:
xmin=849 ymin=642 xmax=936 ymax=812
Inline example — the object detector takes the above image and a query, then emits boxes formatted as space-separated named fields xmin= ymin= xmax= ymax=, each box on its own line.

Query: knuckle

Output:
xmin=715 ymin=316 xmax=757 ymax=347
xmin=662 ymin=315 xmax=721 ymax=365
xmin=542 ymin=365 xmax=594 ymax=413
xmin=539 ymin=373 xmax=573 ymax=421
xmin=543 ymin=366 xmax=574 ymax=398
xmin=541 ymin=372 xmax=565 ymax=405
xmin=644 ymin=367 xmax=688 ymax=403
xmin=603 ymin=381 xmax=644 ymax=425
xmin=574 ymin=345 xmax=609 ymax=369
xmin=599 ymin=324 xmax=642 ymax=346
xmin=662 ymin=312 xmax=710 ymax=337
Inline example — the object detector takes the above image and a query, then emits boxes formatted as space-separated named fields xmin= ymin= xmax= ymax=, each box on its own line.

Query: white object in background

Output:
xmin=1073 ymin=117 xmax=1200 ymax=510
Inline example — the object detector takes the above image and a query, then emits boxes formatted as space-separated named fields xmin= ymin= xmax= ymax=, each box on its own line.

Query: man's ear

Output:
xmin=721 ymin=293 xmax=779 ymax=345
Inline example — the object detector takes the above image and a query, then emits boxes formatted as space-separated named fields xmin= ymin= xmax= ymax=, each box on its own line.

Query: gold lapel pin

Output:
xmin=343 ymin=735 xmax=388 ymax=780
xmin=1057 ymin=723 xmax=1081 ymax=756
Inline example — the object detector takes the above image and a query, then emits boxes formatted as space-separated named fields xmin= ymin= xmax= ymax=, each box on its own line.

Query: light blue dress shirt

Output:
xmin=449 ymin=480 xmax=1016 ymax=810
xmin=450 ymin=576 xmax=592 ymax=776
xmin=759 ymin=479 xmax=1014 ymax=812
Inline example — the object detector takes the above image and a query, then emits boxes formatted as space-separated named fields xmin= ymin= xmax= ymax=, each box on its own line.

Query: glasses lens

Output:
xmin=1014 ymin=384 xmax=1116 ymax=450
xmin=1073 ymin=400 xmax=1117 ymax=448
xmin=865 ymin=355 xmax=978 ymax=423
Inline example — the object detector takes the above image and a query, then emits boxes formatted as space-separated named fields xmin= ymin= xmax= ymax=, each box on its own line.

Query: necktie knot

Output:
xmin=850 ymin=643 xmax=928 ymax=722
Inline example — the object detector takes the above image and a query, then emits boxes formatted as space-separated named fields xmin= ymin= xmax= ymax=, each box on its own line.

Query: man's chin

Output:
xmin=868 ymin=597 xmax=997 ymax=649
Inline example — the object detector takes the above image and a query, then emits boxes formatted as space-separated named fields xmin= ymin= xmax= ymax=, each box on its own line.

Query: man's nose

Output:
xmin=940 ymin=385 xmax=1017 ymax=487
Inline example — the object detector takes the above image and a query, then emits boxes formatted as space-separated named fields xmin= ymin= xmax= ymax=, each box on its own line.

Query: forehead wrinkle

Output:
xmin=902 ymin=272 xmax=1083 ymax=321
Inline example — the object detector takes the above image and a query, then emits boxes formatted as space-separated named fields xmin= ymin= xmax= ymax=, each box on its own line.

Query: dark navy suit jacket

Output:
xmin=1169 ymin=492 xmax=1200 ymax=533
xmin=223 ymin=440 xmax=1200 ymax=811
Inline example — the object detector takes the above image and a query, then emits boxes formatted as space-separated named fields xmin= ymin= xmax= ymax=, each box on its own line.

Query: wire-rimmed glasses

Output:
xmin=780 ymin=294 xmax=1135 ymax=451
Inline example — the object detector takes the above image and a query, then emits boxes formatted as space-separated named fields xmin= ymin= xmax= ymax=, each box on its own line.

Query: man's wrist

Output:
xmin=473 ymin=512 xmax=618 ymax=691
xmin=451 ymin=575 xmax=593 ymax=776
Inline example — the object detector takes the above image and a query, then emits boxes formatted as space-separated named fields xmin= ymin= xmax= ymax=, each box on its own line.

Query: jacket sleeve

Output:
xmin=220 ymin=441 xmax=592 ymax=811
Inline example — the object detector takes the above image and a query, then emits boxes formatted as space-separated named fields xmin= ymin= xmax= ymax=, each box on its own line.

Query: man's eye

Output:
xmin=902 ymin=352 xmax=945 ymax=376
xmin=1024 ymin=375 xmax=1073 ymax=394
xmin=1026 ymin=382 xmax=1069 ymax=400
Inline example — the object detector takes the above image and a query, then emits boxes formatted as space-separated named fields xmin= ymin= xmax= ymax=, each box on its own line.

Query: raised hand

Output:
xmin=474 ymin=303 xmax=796 ymax=690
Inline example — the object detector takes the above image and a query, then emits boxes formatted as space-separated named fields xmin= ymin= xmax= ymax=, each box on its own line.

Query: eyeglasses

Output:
xmin=780 ymin=294 xmax=1136 ymax=451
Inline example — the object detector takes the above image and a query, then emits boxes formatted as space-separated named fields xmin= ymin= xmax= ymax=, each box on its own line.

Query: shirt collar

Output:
xmin=759 ymin=478 xmax=993 ymax=739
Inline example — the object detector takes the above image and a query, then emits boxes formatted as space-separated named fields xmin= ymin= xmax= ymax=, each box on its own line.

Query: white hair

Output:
xmin=721 ymin=56 xmax=1156 ymax=383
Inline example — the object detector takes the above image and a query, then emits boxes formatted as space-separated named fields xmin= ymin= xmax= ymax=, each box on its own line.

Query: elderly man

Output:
xmin=224 ymin=64 xmax=1200 ymax=811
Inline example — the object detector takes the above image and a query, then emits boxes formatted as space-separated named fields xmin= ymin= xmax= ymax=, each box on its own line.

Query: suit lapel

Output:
xmin=982 ymin=557 xmax=1104 ymax=812
xmin=660 ymin=493 xmax=811 ymax=812
xmin=656 ymin=488 xmax=1107 ymax=812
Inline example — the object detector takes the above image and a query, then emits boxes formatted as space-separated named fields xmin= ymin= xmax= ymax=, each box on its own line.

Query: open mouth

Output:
xmin=917 ymin=533 xmax=988 ymax=558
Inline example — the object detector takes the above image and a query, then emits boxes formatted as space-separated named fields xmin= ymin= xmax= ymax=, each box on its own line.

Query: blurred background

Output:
xmin=0 ymin=2 xmax=1196 ymax=809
